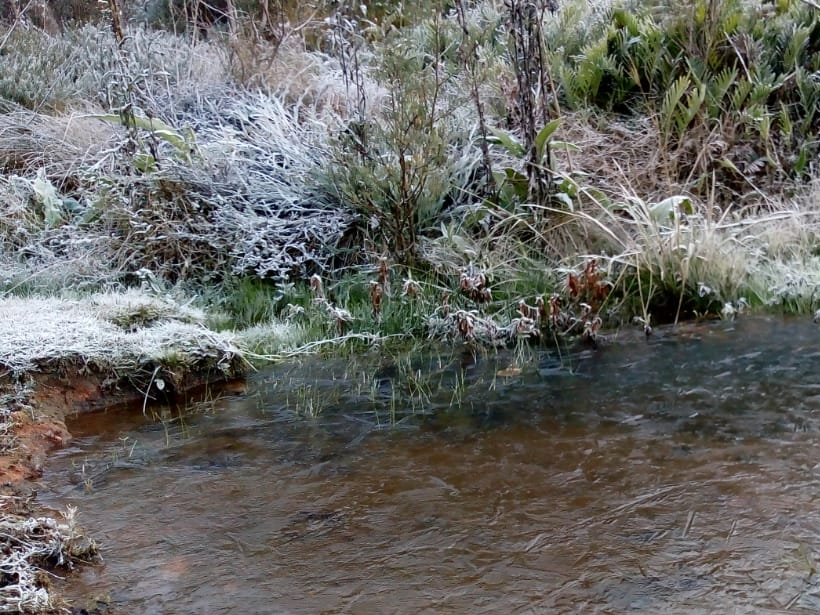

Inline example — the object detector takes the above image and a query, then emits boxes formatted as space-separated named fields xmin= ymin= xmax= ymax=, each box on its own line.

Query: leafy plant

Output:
xmin=94 ymin=112 xmax=195 ymax=171
xmin=325 ymin=9 xmax=480 ymax=265
xmin=487 ymin=119 xmax=578 ymax=209
xmin=551 ymin=0 xmax=820 ymax=196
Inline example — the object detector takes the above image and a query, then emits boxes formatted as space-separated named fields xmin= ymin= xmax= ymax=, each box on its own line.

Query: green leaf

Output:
xmin=498 ymin=167 xmax=529 ymax=203
xmin=134 ymin=152 xmax=158 ymax=173
xmin=151 ymin=128 xmax=188 ymax=152
xmin=557 ymin=177 xmax=578 ymax=197
xmin=92 ymin=113 xmax=192 ymax=154
xmin=785 ymin=26 xmax=810 ymax=72
xmin=32 ymin=169 xmax=63 ymax=228
xmin=486 ymin=129 xmax=525 ymax=158
xmin=795 ymin=144 xmax=810 ymax=175
xmin=649 ymin=195 xmax=693 ymax=225
xmin=719 ymin=157 xmax=743 ymax=175
xmin=550 ymin=140 xmax=581 ymax=152
xmin=463 ymin=205 xmax=491 ymax=229
xmin=730 ymin=79 xmax=752 ymax=111
xmin=660 ymin=75 xmax=690 ymax=141
xmin=779 ymin=102 xmax=793 ymax=140
xmin=706 ymin=67 xmax=737 ymax=116
xmin=535 ymin=119 xmax=561 ymax=163
xmin=678 ymin=83 xmax=706 ymax=137
xmin=611 ymin=8 xmax=640 ymax=36
xmin=553 ymin=191 xmax=574 ymax=210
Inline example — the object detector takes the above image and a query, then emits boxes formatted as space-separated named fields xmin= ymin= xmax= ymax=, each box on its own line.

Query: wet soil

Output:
xmin=0 ymin=366 xmax=244 ymax=488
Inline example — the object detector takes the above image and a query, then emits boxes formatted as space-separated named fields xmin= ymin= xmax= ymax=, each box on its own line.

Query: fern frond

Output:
xmin=729 ymin=78 xmax=753 ymax=111
xmin=707 ymin=67 xmax=738 ymax=116
xmin=660 ymin=74 xmax=690 ymax=141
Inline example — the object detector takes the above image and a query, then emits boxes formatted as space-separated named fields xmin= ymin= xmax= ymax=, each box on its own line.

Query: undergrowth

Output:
xmin=0 ymin=0 xmax=819 ymax=358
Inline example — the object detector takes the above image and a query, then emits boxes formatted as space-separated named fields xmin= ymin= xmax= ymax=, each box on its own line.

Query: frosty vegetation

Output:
xmin=0 ymin=501 xmax=97 ymax=614
xmin=0 ymin=0 xmax=819 ymax=352
xmin=0 ymin=291 xmax=244 ymax=375
xmin=1 ymin=1 xmax=819 ymax=609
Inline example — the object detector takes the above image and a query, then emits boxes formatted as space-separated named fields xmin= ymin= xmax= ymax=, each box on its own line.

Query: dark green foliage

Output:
xmin=324 ymin=12 xmax=481 ymax=266
xmin=554 ymin=0 xmax=820 ymax=193
xmin=208 ymin=276 xmax=304 ymax=329
xmin=620 ymin=270 xmax=723 ymax=324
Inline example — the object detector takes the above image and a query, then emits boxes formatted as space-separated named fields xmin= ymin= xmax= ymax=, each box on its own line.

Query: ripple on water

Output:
xmin=40 ymin=316 xmax=820 ymax=614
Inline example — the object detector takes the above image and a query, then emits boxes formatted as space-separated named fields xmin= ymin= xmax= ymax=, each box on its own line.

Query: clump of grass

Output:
xmin=0 ymin=24 xmax=228 ymax=111
xmin=0 ymin=292 xmax=246 ymax=379
xmin=203 ymin=277 xmax=283 ymax=330
xmin=545 ymin=181 xmax=820 ymax=324
xmin=0 ymin=87 xmax=356 ymax=291
xmin=89 ymin=288 xmax=205 ymax=331
xmin=0 ymin=502 xmax=98 ymax=615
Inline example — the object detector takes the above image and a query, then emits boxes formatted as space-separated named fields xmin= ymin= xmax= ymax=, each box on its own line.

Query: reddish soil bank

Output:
xmin=1 ymin=367 xmax=244 ymax=491
xmin=0 ymin=365 xmax=245 ymax=614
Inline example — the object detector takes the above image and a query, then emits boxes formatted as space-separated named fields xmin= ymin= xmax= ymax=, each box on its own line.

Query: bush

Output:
xmin=321 ymin=11 xmax=485 ymax=265
xmin=551 ymin=0 xmax=820 ymax=196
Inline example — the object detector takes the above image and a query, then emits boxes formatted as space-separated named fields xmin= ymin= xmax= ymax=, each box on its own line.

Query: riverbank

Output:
xmin=0 ymin=291 xmax=248 ymax=614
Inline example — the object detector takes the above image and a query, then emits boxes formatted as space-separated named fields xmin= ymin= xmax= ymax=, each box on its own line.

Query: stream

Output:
xmin=40 ymin=316 xmax=820 ymax=614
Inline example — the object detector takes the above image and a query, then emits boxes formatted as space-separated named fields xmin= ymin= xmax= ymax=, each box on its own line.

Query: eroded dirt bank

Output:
xmin=0 ymin=365 xmax=246 ymax=615
xmin=1 ymin=367 xmax=243 ymax=487
xmin=0 ymin=292 xmax=248 ymax=614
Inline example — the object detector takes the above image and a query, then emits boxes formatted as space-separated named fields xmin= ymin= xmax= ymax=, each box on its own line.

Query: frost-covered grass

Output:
xmin=0 ymin=90 xmax=354 ymax=290
xmin=0 ymin=291 xmax=247 ymax=375
xmin=547 ymin=185 xmax=820 ymax=323
xmin=0 ymin=499 xmax=97 ymax=615
xmin=0 ymin=25 xmax=228 ymax=111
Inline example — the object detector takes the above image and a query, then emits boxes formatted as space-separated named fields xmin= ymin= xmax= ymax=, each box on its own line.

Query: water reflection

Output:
xmin=41 ymin=317 xmax=820 ymax=614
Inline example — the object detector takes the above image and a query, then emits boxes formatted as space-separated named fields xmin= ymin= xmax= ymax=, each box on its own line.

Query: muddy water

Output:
xmin=41 ymin=317 xmax=820 ymax=614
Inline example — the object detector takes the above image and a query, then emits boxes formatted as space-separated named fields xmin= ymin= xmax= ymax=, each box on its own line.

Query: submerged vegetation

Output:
xmin=0 ymin=0 xmax=819 ymax=357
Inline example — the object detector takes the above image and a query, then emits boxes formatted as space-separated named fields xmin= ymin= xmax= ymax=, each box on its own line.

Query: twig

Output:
xmin=0 ymin=0 xmax=35 ymax=52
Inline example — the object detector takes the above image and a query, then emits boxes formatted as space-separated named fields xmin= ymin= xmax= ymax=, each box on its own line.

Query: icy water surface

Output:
xmin=41 ymin=317 xmax=820 ymax=614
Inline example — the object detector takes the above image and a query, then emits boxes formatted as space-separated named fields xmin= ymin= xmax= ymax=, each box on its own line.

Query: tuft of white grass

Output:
xmin=234 ymin=320 xmax=312 ymax=357
xmin=89 ymin=288 xmax=205 ymax=329
xmin=0 ymin=500 xmax=97 ymax=614
xmin=0 ymin=292 xmax=242 ymax=375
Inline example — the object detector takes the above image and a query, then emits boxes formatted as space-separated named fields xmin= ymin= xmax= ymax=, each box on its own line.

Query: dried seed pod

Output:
xmin=567 ymin=273 xmax=580 ymax=299
xmin=440 ymin=291 xmax=451 ymax=317
xmin=310 ymin=274 xmax=325 ymax=300
xmin=456 ymin=310 xmax=475 ymax=341
xmin=536 ymin=295 xmax=547 ymax=323
xmin=518 ymin=300 xmax=538 ymax=320
xmin=402 ymin=277 xmax=421 ymax=299
xmin=370 ymin=281 xmax=383 ymax=318
xmin=548 ymin=293 xmax=562 ymax=328
xmin=377 ymin=257 xmax=391 ymax=296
